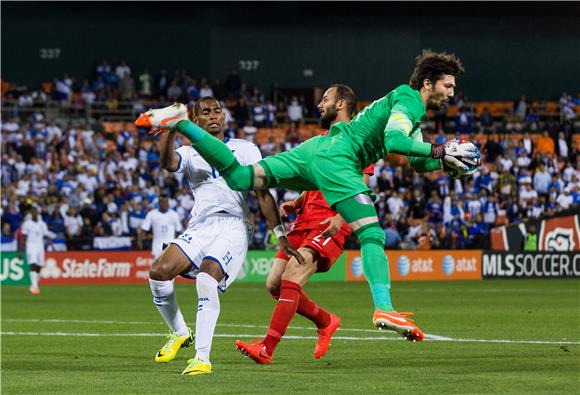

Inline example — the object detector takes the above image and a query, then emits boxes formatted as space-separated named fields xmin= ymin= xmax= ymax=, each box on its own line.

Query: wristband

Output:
xmin=431 ymin=144 xmax=445 ymax=159
xmin=273 ymin=224 xmax=287 ymax=238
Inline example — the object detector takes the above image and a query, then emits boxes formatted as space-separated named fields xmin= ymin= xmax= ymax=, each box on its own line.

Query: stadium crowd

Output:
xmin=1 ymin=61 xmax=579 ymax=252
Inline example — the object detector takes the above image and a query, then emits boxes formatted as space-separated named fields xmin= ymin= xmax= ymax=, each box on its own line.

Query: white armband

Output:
xmin=273 ymin=224 xmax=287 ymax=238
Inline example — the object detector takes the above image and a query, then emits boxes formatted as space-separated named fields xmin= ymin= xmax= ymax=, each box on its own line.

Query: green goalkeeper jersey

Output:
xmin=331 ymin=84 xmax=426 ymax=167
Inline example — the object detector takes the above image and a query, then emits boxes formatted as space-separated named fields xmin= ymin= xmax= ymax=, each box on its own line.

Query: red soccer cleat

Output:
xmin=372 ymin=310 xmax=424 ymax=342
xmin=314 ymin=313 xmax=341 ymax=359
xmin=29 ymin=287 xmax=40 ymax=295
xmin=235 ymin=339 xmax=273 ymax=364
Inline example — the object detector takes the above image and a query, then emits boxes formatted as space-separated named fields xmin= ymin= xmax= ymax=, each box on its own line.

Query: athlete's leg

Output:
xmin=175 ymin=119 xmax=318 ymax=192
xmin=28 ymin=263 xmax=41 ymax=293
xmin=193 ymin=259 xmax=224 ymax=364
xmin=266 ymin=258 xmax=288 ymax=298
xmin=333 ymin=195 xmax=394 ymax=312
xmin=267 ymin=251 xmax=332 ymax=328
xmin=175 ymin=120 xmax=269 ymax=189
xmin=27 ymin=249 xmax=42 ymax=293
xmin=262 ymin=247 xmax=318 ymax=356
xmin=149 ymin=244 xmax=191 ymax=336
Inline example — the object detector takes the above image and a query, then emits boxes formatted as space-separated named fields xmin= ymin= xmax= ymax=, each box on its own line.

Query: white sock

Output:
xmin=29 ymin=271 xmax=39 ymax=289
xmin=194 ymin=272 xmax=220 ymax=363
xmin=149 ymin=278 xmax=189 ymax=336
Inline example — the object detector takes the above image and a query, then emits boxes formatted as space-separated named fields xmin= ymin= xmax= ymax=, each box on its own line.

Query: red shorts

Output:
xmin=274 ymin=222 xmax=350 ymax=273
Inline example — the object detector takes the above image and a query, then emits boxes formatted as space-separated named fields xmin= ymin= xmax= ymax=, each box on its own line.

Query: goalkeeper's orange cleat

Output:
xmin=372 ymin=310 xmax=424 ymax=342
xmin=314 ymin=313 xmax=341 ymax=359
xmin=235 ymin=339 xmax=272 ymax=364
xmin=135 ymin=103 xmax=188 ymax=129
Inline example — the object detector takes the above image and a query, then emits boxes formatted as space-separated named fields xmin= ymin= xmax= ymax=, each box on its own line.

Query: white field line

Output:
xmin=2 ymin=318 xmax=381 ymax=333
xmin=1 ymin=331 xmax=579 ymax=345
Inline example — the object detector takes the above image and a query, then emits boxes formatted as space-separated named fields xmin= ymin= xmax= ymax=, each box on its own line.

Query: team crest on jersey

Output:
xmin=178 ymin=234 xmax=193 ymax=244
xmin=222 ymin=251 xmax=233 ymax=266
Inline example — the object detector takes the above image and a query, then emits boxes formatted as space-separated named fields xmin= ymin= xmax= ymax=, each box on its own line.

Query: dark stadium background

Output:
xmin=2 ymin=2 xmax=579 ymax=99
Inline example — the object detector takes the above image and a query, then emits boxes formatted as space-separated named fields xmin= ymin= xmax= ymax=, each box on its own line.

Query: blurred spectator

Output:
xmin=156 ymin=69 xmax=169 ymax=97
xmin=115 ymin=60 xmax=131 ymax=79
xmin=455 ymin=107 xmax=473 ymax=134
xmin=167 ymin=80 xmax=183 ymax=100
xmin=514 ymin=95 xmax=527 ymax=121
xmin=533 ymin=163 xmax=551 ymax=196
xmin=479 ymin=107 xmax=494 ymax=131
xmin=139 ymin=69 xmax=152 ymax=97
xmin=287 ymin=96 xmax=303 ymax=127
xmin=483 ymin=135 xmax=502 ymax=163
xmin=199 ymin=80 xmax=213 ymax=97
xmin=522 ymin=132 xmax=534 ymax=156
xmin=535 ymin=130 xmax=555 ymax=156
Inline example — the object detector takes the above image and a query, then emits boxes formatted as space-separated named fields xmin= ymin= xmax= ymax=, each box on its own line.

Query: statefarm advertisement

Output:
xmin=0 ymin=250 xmax=346 ymax=285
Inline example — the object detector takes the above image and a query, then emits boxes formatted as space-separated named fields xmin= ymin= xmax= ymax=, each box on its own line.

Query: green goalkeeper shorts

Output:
xmin=259 ymin=131 xmax=371 ymax=207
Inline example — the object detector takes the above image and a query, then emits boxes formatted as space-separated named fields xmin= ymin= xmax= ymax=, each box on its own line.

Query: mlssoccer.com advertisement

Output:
xmin=482 ymin=252 xmax=580 ymax=278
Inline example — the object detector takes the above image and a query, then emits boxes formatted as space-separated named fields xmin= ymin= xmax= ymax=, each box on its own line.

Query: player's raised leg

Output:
xmin=333 ymin=194 xmax=424 ymax=341
xmin=136 ymin=105 xmax=267 ymax=190
xmin=149 ymin=245 xmax=193 ymax=363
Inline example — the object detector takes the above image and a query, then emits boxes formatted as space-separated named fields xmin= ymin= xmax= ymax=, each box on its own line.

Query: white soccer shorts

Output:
xmin=170 ymin=214 xmax=249 ymax=292
xmin=26 ymin=247 xmax=45 ymax=266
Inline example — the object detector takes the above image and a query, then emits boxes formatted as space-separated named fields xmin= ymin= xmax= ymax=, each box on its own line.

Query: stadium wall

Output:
xmin=2 ymin=3 xmax=579 ymax=100
xmin=3 ymin=250 xmax=578 ymax=285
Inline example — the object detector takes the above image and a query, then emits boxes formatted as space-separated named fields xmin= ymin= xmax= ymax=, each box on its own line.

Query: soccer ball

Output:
xmin=443 ymin=136 xmax=481 ymax=179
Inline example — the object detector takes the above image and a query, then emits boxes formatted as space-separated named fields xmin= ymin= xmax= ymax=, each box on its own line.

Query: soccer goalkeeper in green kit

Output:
xmin=136 ymin=50 xmax=479 ymax=341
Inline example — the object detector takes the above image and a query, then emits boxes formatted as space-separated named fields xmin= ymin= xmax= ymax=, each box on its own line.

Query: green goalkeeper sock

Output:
xmin=358 ymin=227 xmax=394 ymax=311
xmin=177 ymin=120 xmax=237 ymax=172
xmin=334 ymin=197 xmax=394 ymax=311
xmin=176 ymin=120 xmax=207 ymax=143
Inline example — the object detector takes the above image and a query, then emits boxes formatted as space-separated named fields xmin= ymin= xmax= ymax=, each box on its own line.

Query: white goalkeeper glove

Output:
xmin=431 ymin=139 xmax=480 ymax=172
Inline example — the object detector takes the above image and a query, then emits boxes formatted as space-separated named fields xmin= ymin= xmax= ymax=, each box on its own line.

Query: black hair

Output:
xmin=409 ymin=49 xmax=465 ymax=90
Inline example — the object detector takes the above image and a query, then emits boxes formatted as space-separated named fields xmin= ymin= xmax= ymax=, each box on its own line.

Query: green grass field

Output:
xmin=2 ymin=280 xmax=579 ymax=394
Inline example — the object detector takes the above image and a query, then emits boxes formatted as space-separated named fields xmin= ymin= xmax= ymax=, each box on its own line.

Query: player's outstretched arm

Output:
xmin=406 ymin=130 xmax=442 ymax=173
xmin=159 ymin=130 xmax=180 ymax=172
xmin=256 ymin=190 xmax=305 ymax=265
xmin=408 ymin=156 xmax=442 ymax=173
xmin=384 ymin=128 xmax=433 ymax=158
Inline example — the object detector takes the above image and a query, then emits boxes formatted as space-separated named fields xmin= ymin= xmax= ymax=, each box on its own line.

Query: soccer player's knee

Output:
xmin=356 ymin=225 xmax=385 ymax=247
xmin=266 ymin=281 xmax=280 ymax=299
xmin=149 ymin=263 xmax=169 ymax=281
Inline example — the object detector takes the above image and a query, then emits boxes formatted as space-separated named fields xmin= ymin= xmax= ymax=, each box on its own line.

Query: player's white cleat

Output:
xmin=135 ymin=103 xmax=188 ymax=129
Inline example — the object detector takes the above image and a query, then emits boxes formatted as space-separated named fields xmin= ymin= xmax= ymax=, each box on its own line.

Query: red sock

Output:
xmin=297 ymin=291 xmax=331 ymax=329
xmin=262 ymin=280 xmax=301 ymax=356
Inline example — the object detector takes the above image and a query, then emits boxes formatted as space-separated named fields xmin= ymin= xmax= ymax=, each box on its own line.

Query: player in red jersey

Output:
xmin=235 ymin=84 xmax=373 ymax=364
